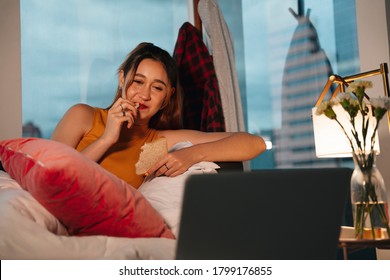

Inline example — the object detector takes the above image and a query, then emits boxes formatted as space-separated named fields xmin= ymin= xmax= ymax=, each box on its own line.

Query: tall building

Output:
xmin=274 ymin=7 xmax=333 ymax=168
xmin=274 ymin=2 xmax=357 ymax=168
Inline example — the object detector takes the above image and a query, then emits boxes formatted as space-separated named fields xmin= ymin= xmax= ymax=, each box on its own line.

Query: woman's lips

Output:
xmin=139 ymin=104 xmax=148 ymax=110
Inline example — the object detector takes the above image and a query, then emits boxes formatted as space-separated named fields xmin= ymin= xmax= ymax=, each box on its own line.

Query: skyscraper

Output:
xmin=274 ymin=0 xmax=357 ymax=168
xmin=274 ymin=6 xmax=335 ymax=168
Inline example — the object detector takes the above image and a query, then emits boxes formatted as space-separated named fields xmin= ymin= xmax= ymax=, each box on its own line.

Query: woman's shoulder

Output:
xmin=61 ymin=103 xmax=101 ymax=126
xmin=67 ymin=103 xmax=95 ymax=114
xmin=51 ymin=104 xmax=100 ymax=143
xmin=66 ymin=103 xmax=105 ymax=118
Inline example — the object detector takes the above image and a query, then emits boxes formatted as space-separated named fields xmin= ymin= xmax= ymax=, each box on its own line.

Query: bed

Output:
xmin=1 ymin=14 xmax=237 ymax=259
xmin=0 ymin=138 xmax=220 ymax=259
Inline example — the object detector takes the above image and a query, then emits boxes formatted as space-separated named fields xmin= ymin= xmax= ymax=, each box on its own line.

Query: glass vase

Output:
xmin=350 ymin=151 xmax=390 ymax=239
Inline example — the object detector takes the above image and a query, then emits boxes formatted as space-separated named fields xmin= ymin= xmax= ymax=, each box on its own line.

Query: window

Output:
xmin=21 ymin=0 xmax=188 ymax=138
xmin=21 ymin=0 xmax=359 ymax=169
xmin=218 ymin=0 xmax=358 ymax=169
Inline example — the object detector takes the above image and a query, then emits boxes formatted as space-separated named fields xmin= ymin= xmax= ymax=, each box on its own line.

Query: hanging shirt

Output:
xmin=198 ymin=0 xmax=245 ymax=132
xmin=173 ymin=22 xmax=225 ymax=132
xmin=76 ymin=107 xmax=160 ymax=189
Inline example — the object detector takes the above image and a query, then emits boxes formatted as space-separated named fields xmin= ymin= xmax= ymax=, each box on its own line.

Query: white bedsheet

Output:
xmin=0 ymin=141 xmax=220 ymax=260
xmin=0 ymin=171 xmax=176 ymax=260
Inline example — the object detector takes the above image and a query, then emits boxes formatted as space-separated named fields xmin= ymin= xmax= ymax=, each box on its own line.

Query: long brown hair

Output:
xmin=108 ymin=42 xmax=183 ymax=129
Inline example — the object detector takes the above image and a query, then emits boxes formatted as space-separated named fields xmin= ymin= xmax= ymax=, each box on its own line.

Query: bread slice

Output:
xmin=135 ymin=137 xmax=168 ymax=175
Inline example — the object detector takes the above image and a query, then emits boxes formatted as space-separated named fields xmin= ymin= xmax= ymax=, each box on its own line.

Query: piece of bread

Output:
xmin=135 ymin=137 xmax=168 ymax=175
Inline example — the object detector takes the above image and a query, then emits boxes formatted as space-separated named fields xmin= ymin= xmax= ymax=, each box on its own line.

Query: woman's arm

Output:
xmin=161 ymin=129 xmax=265 ymax=161
xmin=50 ymin=104 xmax=112 ymax=162
xmin=150 ymin=130 xmax=266 ymax=176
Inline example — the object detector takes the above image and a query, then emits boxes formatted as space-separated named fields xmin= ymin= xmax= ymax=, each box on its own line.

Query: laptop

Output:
xmin=176 ymin=168 xmax=351 ymax=260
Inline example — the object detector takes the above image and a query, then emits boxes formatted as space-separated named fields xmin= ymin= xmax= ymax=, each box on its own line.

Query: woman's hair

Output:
xmin=108 ymin=42 xmax=183 ymax=130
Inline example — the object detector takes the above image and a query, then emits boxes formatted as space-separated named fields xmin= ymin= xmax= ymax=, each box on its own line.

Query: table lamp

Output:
xmin=312 ymin=63 xmax=389 ymax=158
xmin=312 ymin=104 xmax=380 ymax=158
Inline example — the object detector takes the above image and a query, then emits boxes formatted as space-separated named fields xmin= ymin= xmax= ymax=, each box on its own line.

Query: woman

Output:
xmin=51 ymin=42 xmax=266 ymax=188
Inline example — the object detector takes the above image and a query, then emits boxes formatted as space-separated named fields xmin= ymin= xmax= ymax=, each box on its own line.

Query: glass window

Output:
xmin=20 ymin=0 xmax=188 ymax=139
xmin=218 ymin=0 xmax=359 ymax=169
xmin=21 ymin=0 xmax=359 ymax=170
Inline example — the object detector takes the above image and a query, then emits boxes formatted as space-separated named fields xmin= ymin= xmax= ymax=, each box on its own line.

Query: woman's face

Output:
xmin=121 ymin=58 xmax=174 ymax=125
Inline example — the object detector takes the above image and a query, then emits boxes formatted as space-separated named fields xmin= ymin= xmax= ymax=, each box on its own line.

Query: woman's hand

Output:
xmin=148 ymin=146 xmax=199 ymax=177
xmin=101 ymin=98 xmax=138 ymax=144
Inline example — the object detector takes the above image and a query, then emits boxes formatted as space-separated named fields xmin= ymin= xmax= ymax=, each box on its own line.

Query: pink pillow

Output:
xmin=0 ymin=138 xmax=174 ymax=239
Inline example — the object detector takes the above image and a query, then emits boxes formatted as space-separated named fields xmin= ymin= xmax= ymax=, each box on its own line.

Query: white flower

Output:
xmin=334 ymin=92 xmax=351 ymax=103
xmin=347 ymin=80 xmax=373 ymax=92
xmin=315 ymin=100 xmax=333 ymax=115
xmin=334 ymin=92 xmax=360 ymax=107
xmin=370 ymin=96 xmax=390 ymax=110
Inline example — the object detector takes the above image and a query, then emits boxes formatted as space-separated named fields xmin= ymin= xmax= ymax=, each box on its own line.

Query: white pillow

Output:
xmin=138 ymin=142 xmax=219 ymax=237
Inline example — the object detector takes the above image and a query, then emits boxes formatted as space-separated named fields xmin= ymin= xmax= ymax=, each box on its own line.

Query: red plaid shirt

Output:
xmin=173 ymin=22 xmax=225 ymax=132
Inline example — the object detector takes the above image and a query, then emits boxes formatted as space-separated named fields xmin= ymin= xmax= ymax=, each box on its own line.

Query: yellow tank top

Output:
xmin=76 ymin=108 xmax=160 ymax=189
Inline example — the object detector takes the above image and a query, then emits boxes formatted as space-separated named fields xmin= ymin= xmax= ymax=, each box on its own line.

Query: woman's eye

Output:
xmin=153 ymin=86 xmax=163 ymax=91
xmin=133 ymin=80 xmax=143 ymax=85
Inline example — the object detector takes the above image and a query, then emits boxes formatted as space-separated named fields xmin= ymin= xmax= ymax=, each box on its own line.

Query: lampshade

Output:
xmin=312 ymin=104 xmax=380 ymax=158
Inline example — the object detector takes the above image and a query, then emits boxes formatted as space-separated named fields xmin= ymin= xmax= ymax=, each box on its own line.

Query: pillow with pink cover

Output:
xmin=0 ymin=137 xmax=174 ymax=239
